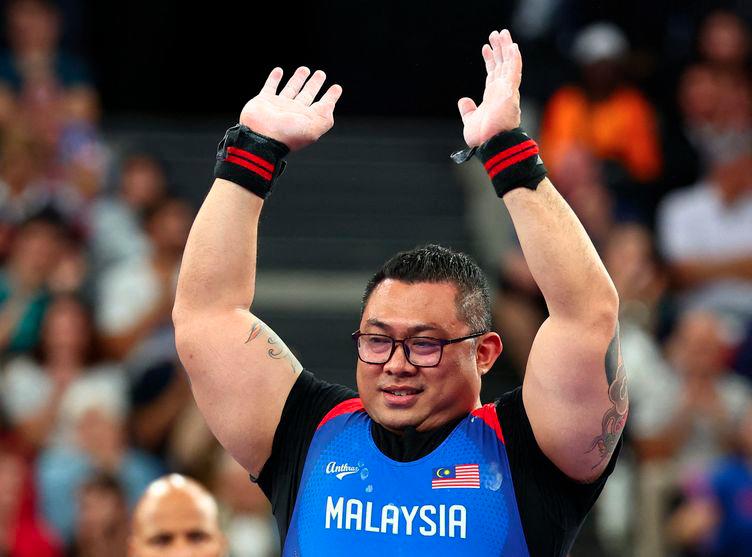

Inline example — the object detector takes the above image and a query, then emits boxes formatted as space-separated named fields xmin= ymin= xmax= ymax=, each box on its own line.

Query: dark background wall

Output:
xmin=2 ymin=0 xmax=746 ymax=119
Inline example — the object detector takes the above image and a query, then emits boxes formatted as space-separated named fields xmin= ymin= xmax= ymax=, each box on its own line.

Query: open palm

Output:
xmin=240 ymin=67 xmax=342 ymax=152
xmin=458 ymin=29 xmax=523 ymax=148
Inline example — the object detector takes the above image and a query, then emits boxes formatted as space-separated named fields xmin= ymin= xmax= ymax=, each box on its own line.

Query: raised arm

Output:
xmin=172 ymin=67 xmax=342 ymax=475
xmin=457 ymin=30 xmax=624 ymax=482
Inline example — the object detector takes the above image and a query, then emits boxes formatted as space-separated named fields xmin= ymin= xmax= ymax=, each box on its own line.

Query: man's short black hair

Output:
xmin=361 ymin=244 xmax=492 ymax=333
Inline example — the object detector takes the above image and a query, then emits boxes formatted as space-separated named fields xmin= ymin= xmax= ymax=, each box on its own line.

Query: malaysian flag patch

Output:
xmin=431 ymin=464 xmax=480 ymax=489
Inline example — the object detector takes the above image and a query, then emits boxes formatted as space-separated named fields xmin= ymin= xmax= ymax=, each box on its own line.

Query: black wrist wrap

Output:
xmin=450 ymin=128 xmax=547 ymax=197
xmin=214 ymin=124 xmax=290 ymax=199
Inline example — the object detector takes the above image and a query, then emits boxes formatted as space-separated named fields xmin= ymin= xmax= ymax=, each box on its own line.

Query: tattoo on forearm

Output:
xmin=244 ymin=319 xmax=302 ymax=374
xmin=587 ymin=322 xmax=628 ymax=468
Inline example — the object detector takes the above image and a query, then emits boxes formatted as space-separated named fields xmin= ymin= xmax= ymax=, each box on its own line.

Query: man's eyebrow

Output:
xmin=364 ymin=319 xmax=445 ymax=335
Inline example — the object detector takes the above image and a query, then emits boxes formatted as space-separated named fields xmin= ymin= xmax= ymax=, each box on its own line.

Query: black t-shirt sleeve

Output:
xmin=497 ymin=387 xmax=622 ymax=557
xmin=256 ymin=370 xmax=356 ymax=543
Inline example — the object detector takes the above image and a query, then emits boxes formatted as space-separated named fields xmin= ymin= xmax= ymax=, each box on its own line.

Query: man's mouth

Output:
xmin=380 ymin=386 xmax=424 ymax=405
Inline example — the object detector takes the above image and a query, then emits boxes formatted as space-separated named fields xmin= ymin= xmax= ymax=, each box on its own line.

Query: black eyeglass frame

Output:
xmin=351 ymin=330 xmax=488 ymax=368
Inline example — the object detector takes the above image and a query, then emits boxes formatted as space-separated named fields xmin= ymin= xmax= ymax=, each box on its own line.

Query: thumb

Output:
xmin=457 ymin=97 xmax=477 ymax=122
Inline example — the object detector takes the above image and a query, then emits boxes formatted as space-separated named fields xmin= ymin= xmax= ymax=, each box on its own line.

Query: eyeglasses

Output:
xmin=351 ymin=330 xmax=487 ymax=368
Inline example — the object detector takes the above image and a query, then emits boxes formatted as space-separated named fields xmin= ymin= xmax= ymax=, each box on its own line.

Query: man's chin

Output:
xmin=371 ymin=406 xmax=423 ymax=433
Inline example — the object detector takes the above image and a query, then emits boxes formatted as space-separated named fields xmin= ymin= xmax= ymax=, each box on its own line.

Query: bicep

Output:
xmin=522 ymin=316 xmax=626 ymax=482
xmin=175 ymin=309 xmax=302 ymax=476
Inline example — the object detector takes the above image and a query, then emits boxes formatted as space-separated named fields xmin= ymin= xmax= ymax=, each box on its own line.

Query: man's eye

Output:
xmin=367 ymin=336 xmax=391 ymax=345
xmin=149 ymin=534 xmax=173 ymax=546
xmin=187 ymin=530 xmax=210 ymax=543
xmin=412 ymin=340 xmax=439 ymax=349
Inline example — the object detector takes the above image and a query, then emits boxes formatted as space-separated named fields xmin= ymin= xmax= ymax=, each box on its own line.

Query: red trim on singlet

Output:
xmin=471 ymin=402 xmax=505 ymax=444
xmin=317 ymin=398 xmax=365 ymax=429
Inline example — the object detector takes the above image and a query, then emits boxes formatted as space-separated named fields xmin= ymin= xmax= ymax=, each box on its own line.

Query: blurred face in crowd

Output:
xmin=77 ymin=480 xmax=128 ymax=550
xmin=667 ymin=311 xmax=729 ymax=379
xmin=699 ymin=11 xmax=751 ymax=67
xmin=41 ymin=296 xmax=94 ymax=362
xmin=146 ymin=200 xmax=192 ymax=256
xmin=356 ymin=280 xmax=501 ymax=433
xmin=7 ymin=0 xmax=60 ymax=55
xmin=9 ymin=219 xmax=63 ymax=285
xmin=603 ymin=224 xmax=661 ymax=303
xmin=130 ymin=476 xmax=226 ymax=557
xmin=678 ymin=65 xmax=719 ymax=125
xmin=121 ymin=157 xmax=167 ymax=211
xmin=0 ymin=134 xmax=41 ymax=191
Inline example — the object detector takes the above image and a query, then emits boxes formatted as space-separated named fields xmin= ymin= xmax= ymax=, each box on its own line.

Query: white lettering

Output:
xmin=419 ymin=505 xmax=437 ymax=536
xmin=449 ymin=505 xmax=466 ymax=539
xmin=325 ymin=496 xmax=343 ymax=529
xmin=324 ymin=498 xmax=467 ymax=539
xmin=345 ymin=499 xmax=363 ymax=530
xmin=401 ymin=506 xmax=418 ymax=535
xmin=381 ymin=504 xmax=399 ymax=535
xmin=364 ymin=501 xmax=379 ymax=532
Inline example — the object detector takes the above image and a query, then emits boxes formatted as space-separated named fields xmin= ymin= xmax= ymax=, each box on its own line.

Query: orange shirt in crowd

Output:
xmin=540 ymin=85 xmax=662 ymax=183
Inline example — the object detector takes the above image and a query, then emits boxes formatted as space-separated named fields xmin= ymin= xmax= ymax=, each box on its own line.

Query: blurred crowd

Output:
xmin=494 ymin=4 xmax=752 ymax=557
xmin=0 ymin=1 xmax=750 ymax=556
xmin=0 ymin=1 xmax=278 ymax=556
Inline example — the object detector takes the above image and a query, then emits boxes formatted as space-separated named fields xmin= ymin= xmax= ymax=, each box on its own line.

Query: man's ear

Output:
xmin=476 ymin=332 xmax=502 ymax=375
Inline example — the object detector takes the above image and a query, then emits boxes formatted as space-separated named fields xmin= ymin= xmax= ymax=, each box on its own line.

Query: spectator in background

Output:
xmin=672 ymin=63 xmax=752 ymax=174
xmin=90 ymin=154 xmax=168 ymax=274
xmin=0 ymin=131 xmax=56 ymax=260
xmin=129 ymin=474 xmax=227 ymax=557
xmin=657 ymin=151 xmax=752 ymax=323
xmin=0 ymin=211 xmax=65 ymax=356
xmin=35 ymin=388 xmax=163 ymax=542
xmin=540 ymin=22 xmax=662 ymax=218
xmin=0 ymin=444 xmax=61 ymax=557
xmin=697 ymin=10 xmax=751 ymax=76
xmin=69 ymin=474 xmax=129 ymax=557
xmin=666 ymin=407 xmax=752 ymax=557
xmin=632 ymin=310 xmax=750 ymax=471
xmin=1 ymin=295 xmax=126 ymax=451
xmin=631 ymin=309 xmax=752 ymax=557
xmin=0 ymin=0 xmax=98 ymax=136
xmin=97 ymin=197 xmax=192 ymax=361
xmin=214 ymin=452 xmax=278 ymax=557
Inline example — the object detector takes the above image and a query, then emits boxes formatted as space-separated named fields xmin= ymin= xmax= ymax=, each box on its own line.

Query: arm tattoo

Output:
xmin=587 ymin=321 xmax=628 ymax=468
xmin=244 ymin=319 xmax=302 ymax=375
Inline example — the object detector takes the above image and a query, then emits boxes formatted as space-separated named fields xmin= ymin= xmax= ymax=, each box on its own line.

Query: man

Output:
xmin=173 ymin=29 xmax=626 ymax=556
xmin=129 ymin=474 xmax=227 ymax=557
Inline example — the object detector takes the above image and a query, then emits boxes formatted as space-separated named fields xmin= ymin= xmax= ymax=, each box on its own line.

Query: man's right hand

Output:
xmin=239 ymin=67 xmax=342 ymax=151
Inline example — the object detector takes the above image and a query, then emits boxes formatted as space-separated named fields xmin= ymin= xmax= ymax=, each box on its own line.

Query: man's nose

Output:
xmin=166 ymin=541 xmax=198 ymax=557
xmin=383 ymin=341 xmax=418 ymax=375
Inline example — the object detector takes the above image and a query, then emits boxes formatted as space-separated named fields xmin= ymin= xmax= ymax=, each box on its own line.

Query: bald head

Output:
xmin=130 ymin=475 xmax=226 ymax=557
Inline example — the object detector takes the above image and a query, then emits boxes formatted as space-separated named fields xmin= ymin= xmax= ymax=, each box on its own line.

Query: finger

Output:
xmin=457 ymin=97 xmax=477 ymax=122
xmin=313 ymin=84 xmax=343 ymax=117
xmin=499 ymin=28 xmax=514 ymax=49
xmin=317 ymin=83 xmax=343 ymax=106
xmin=490 ymin=31 xmax=503 ymax=76
xmin=296 ymin=69 xmax=327 ymax=106
xmin=279 ymin=66 xmax=311 ymax=98
xmin=482 ymin=44 xmax=495 ymax=77
xmin=261 ymin=67 xmax=283 ymax=94
xmin=503 ymin=43 xmax=523 ymax=90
